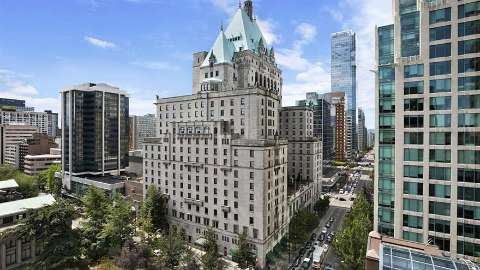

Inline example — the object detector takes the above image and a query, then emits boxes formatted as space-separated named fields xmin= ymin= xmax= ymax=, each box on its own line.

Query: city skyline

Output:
xmin=0 ymin=0 xmax=393 ymax=129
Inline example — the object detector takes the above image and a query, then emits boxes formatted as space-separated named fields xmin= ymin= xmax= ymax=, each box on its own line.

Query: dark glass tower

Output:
xmin=62 ymin=83 xmax=129 ymax=176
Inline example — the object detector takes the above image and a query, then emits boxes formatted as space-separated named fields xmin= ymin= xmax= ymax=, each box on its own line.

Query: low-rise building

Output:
xmin=23 ymin=154 xmax=61 ymax=176
xmin=0 ymin=180 xmax=56 ymax=270
xmin=0 ymin=124 xmax=38 ymax=166
xmin=61 ymin=173 xmax=126 ymax=198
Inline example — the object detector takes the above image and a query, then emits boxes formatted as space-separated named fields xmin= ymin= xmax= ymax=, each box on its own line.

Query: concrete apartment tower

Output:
xmin=61 ymin=83 xmax=129 ymax=189
xmin=375 ymin=0 xmax=480 ymax=259
xmin=143 ymin=1 xmax=288 ymax=267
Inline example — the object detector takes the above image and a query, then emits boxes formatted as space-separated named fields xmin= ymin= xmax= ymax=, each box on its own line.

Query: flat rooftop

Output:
xmin=0 ymin=194 xmax=55 ymax=218
xmin=73 ymin=174 xmax=126 ymax=184
xmin=0 ymin=179 xmax=19 ymax=190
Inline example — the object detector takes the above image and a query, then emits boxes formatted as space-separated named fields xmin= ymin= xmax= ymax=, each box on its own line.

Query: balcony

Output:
xmin=184 ymin=198 xmax=203 ymax=207
xmin=221 ymin=205 xmax=231 ymax=212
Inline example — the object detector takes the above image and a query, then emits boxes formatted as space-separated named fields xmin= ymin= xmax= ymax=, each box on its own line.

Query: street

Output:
xmin=288 ymin=169 xmax=371 ymax=270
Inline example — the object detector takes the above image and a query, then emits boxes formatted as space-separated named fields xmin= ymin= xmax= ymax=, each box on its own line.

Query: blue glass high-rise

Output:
xmin=331 ymin=30 xmax=357 ymax=157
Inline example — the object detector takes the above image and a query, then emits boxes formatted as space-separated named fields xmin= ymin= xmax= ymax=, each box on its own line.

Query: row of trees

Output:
xmin=9 ymin=185 xmax=256 ymax=270
xmin=333 ymin=192 xmax=373 ymax=270
xmin=0 ymin=164 xmax=62 ymax=199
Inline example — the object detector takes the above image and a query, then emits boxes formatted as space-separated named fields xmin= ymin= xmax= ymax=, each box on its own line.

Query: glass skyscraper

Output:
xmin=62 ymin=83 xmax=129 ymax=176
xmin=331 ymin=30 xmax=357 ymax=158
xmin=375 ymin=0 xmax=480 ymax=259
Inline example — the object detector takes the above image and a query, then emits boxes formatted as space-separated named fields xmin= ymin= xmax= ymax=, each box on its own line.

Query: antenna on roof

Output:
xmin=220 ymin=21 xmax=224 ymax=31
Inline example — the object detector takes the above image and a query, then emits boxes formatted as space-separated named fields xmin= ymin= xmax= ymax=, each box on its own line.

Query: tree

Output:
xmin=313 ymin=196 xmax=330 ymax=216
xmin=81 ymin=187 xmax=111 ymax=262
xmin=288 ymin=210 xmax=319 ymax=249
xmin=115 ymin=239 xmax=151 ymax=270
xmin=333 ymin=193 xmax=373 ymax=270
xmin=139 ymin=186 xmax=169 ymax=234
xmin=0 ymin=165 xmax=39 ymax=198
xmin=15 ymin=200 xmax=81 ymax=269
xmin=152 ymin=227 xmax=190 ymax=270
xmin=45 ymin=164 xmax=62 ymax=196
xmin=231 ymin=232 xmax=256 ymax=269
xmin=99 ymin=195 xmax=134 ymax=252
xmin=202 ymin=229 xmax=223 ymax=270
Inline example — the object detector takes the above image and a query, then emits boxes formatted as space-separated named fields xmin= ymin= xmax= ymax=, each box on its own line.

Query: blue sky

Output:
xmin=0 ymin=0 xmax=393 ymax=128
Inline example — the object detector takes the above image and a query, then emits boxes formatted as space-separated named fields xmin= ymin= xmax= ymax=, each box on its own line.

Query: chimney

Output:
xmin=244 ymin=0 xmax=253 ymax=20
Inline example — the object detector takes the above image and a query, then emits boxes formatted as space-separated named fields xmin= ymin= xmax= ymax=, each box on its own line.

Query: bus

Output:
xmin=312 ymin=244 xmax=328 ymax=269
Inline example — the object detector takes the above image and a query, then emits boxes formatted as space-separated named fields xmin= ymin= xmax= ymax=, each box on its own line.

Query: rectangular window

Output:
xmin=404 ymin=182 xmax=423 ymax=195
xmin=403 ymin=231 xmax=423 ymax=243
xmin=404 ymin=64 xmax=424 ymax=78
xmin=459 ymin=58 xmax=480 ymax=73
xmin=429 ymin=25 xmax=451 ymax=41
xmin=403 ymin=198 xmax=423 ymax=212
xmin=429 ymin=149 xmax=451 ymax=163
xmin=429 ymin=219 xmax=450 ymax=234
xmin=379 ymin=115 xmax=395 ymax=129
xmin=459 ymin=186 xmax=480 ymax=202
xmin=430 ymin=61 xmax=451 ymax=76
xmin=404 ymin=148 xmax=423 ymax=161
xmin=459 ymin=76 xmax=480 ymax=91
xmin=380 ymin=82 xmax=395 ymax=97
xmin=429 ymin=132 xmax=451 ymax=145
xmin=403 ymin=215 xmax=423 ymax=229
xmin=404 ymin=165 xmax=423 ymax=178
xmin=429 ymin=201 xmax=450 ymax=216
xmin=459 ymin=38 xmax=480 ymax=55
xmin=458 ymin=150 xmax=480 ymax=164
xmin=404 ymin=81 xmax=424 ymax=95
xmin=459 ymin=1 xmax=480 ymax=19
xmin=430 ymin=96 xmax=451 ymax=110
xmin=430 ymin=114 xmax=451 ymax=128
xmin=458 ymin=132 xmax=480 ymax=146
xmin=404 ymin=98 xmax=424 ymax=111
xmin=429 ymin=184 xmax=451 ymax=198
xmin=459 ymin=94 xmax=480 ymax=109
xmin=458 ymin=168 xmax=480 ymax=183
xmin=401 ymin=12 xmax=420 ymax=57
xmin=404 ymin=115 xmax=424 ymax=128
xmin=429 ymin=43 xmax=451 ymax=58
xmin=459 ymin=20 xmax=480 ymax=37
xmin=459 ymin=113 xmax=480 ymax=127
xmin=429 ymin=167 xmax=451 ymax=181
xmin=404 ymin=132 xmax=423 ymax=144
xmin=458 ymin=204 xmax=480 ymax=220
xmin=430 ymin=79 xmax=451 ymax=93
xmin=458 ymin=240 xmax=480 ymax=257
xmin=430 ymin=8 xmax=451 ymax=24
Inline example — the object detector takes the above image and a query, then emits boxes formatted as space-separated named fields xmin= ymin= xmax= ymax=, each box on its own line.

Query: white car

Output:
xmin=339 ymin=189 xmax=344 ymax=194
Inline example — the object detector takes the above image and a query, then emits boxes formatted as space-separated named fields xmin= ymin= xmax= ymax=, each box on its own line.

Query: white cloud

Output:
xmin=276 ymin=22 xmax=330 ymax=105
xmin=84 ymin=36 xmax=117 ymax=49
xmin=209 ymin=0 xmax=237 ymax=14
xmin=0 ymin=69 xmax=60 ymax=113
xmin=129 ymin=97 xmax=156 ymax=116
xmin=257 ymin=18 xmax=279 ymax=45
xmin=325 ymin=7 xmax=344 ymax=22
xmin=131 ymin=61 xmax=180 ymax=71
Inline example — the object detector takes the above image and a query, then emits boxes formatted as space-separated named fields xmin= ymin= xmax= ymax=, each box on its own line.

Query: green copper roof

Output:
xmin=201 ymin=7 xmax=266 ymax=67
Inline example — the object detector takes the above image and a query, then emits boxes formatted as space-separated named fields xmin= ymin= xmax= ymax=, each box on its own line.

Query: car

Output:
xmin=298 ymin=247 xmax=306 ymax=256
xmin=311 ymin=233 xmax=317 ymax=240
xmin=326 ymin=235 xmax=332 ymax=243
xmin=314 ymin=240 xmax=320 ymax=246
xmin=324 ymin=263 xmax=334 ymax=270
xmin=322 ymin=227 xmax=328 ymax=234
xmin=339 ymin=197 xmax=346 ymax=201
xmin=318 ymin=233 xmax=325 ymax=241
xmin=329 ymin=216 xmax=334 ymax=223
xmin=325 ymin=222 xmax=330 ymax=228
xmin=294 ymin=257 xmax=302 ymax=267
xmin=305 ymin=242 xmax=312 ymax=250
xmin=339 ymin=189 xmax=344 ymax=194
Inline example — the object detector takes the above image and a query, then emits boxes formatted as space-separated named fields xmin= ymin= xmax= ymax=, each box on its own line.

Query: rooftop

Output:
xmin=25 ymin=154 xmax=61 ymax=159
xmin=61 ymin=82 xmax=128 ymax=96
xmin=0 ymin=194 xmax=55 ymax=218
xmin=0 ymin=179 xmax=19 ymax=190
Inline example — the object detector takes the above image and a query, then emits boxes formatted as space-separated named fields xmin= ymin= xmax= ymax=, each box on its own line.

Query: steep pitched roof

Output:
xmin=201 ymin=30 xmax=235 ymax=67
xmin=201 ymin=7 xmax=266 ymax=67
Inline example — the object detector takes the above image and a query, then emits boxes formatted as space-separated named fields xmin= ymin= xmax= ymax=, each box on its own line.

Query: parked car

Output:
xmin=324 ymin=263 xmax=334 ymax=270
xmin=329 ymin=216 xmax=334 ymax=223
xmin=318 ymin=233 xmax=325 ymax=241
xmin=339 ymin=189 xmax=344 ymax=194
xmin=325 ymin=222 xmax=331 ymax=228
xmin=311 ymin=233 xmax=317 ymax=241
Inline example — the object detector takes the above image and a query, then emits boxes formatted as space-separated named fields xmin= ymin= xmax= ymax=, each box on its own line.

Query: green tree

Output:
xmin=231 ymin=232 xmax=256 ymax=269
xmin=81 ymin=187 xmax=111 ymax=262
xmin=288 ymin=210 xmax=319 ymax=249
xmin=36 ymin=170 xmax=48 ymax=190
xmin=333 ymin=193 xmax=373 ymax=270
xmin=152 ymin=228 xmax=190 ymax=270
xmin=313 ymin=196 xmax=330 ymax=216
xmin=115 ymin=239 xmax=151 ymax=270
xmin=139 ymin=186 xmax=168 ymax=234
xmin=0 ymin=165 xmax=39 ymax=198
xmin=99 ymin=195 xmax=134 ymax=252
xmin=202 ymin=229 xmax=223 ymax=270
xmin=14 ymin=200 xmax=81 ymax=269
xmin=45 ymin=164 xmax=62 ymax=196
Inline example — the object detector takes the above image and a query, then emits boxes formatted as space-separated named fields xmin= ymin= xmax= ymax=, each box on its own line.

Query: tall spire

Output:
xmin=244 ymin=0 xmax=253 ymax=20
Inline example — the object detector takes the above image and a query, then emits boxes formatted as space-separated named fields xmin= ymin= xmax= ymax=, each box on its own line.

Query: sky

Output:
xmin=0 ymin=0 xmax=393 ymax=129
